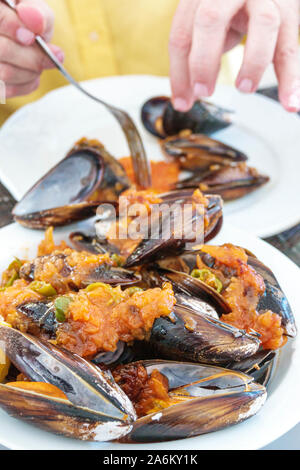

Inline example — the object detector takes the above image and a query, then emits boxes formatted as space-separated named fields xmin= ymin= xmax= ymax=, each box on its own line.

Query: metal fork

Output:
xmin=2 ymin=0 xmax=151 ymax=188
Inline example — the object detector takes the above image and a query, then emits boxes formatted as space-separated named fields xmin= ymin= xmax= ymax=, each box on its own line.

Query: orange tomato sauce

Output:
xmin=113 ymin=364 xmax=190 ymax=418
xmin=198 ymin=244 xmax=286 ymax=350
xmin=22 ymin=248 xmax=115 ymax=294
xmin=57 ymin=282 xmax=176 ymax=357
xmin=120 ymin=157 xmax=180 ymax=192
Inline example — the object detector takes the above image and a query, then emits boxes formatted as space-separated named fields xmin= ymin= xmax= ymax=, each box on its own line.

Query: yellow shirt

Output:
xmin=0 ymin=0 xmax=234 ymax=125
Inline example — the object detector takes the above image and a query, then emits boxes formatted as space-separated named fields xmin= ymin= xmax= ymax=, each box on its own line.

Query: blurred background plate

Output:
xmin=0 ymin=75 xmax=300 ymax=237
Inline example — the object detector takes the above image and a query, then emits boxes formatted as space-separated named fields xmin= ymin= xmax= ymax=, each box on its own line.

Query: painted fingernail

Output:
xmin=173 ymin=98 xmax=189 ymax=112
xmin=16 ymin=27 xmax=35 ymax=46
xmin=194 ymin=82 xmax=209 ymax=98
xmin=238 ymin=78 xmax=253 ymax=93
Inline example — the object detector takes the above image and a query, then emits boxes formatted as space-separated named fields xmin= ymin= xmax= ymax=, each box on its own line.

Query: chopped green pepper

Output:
xmin=111 ymin=253 xmax=124 ymax=267
xmin=54 ymin=296 xmax=72 ymax=322
xmin=85 ymin=282 xmax=111 ymax=292
xmin=29 ymin=281 xmax=57 ymax=297
xmin=8 ymin=258 xmax=23 ymax=272
xmin=4 ymin=270 xmax=19 ymax=288
xmin=1 ymin=257 xmax=24 ymax=289
xmin=85 ymin=282 xmax=123 ymax=306
xmin=191 ymin=268 xmax=223 ymax=293
xmin=126 ymin=286 xmax=143 ymax=296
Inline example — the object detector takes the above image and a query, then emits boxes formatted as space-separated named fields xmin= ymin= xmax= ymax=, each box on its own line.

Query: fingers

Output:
xmin=0 ymin=2 xmax=34 ymax=44
xmin=0 ymin=1 xmax=63 ymax=98
xmin=169 ymin=0 xmax=245 ymax=111
xmin=16 ymin=0 xmax=54 ymax=42
xmin=273 ymin=0 xmax=300 ymax=112
xmin=189 ymin=0 xmax=244 ymax=99
xmin=223 ymin=29 xmax=244 ymax=53
xmin=236 ymin=0 xmax=281 ymax=93
xmin=169 ymin=0 xmax=199 ymax=111
xmin=0 ymin=36 xmax=56 ymax=72
xmin=5 ymin=77 xmax=40 ymax=98
xmin=0 ymin=63 xmax=39 ymax=84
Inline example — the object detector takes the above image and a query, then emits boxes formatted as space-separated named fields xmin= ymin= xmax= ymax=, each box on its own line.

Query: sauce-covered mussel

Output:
xmin=157 ymin=244 xmax=296 ymax=351
xmin=69 ymin=189 xmax=223 ymax=268
xmin=115 ymin=360 xmax=266 ymax=443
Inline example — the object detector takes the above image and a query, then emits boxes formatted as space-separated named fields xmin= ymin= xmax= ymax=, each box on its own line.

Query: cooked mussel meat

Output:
xmin=115 ymin=360 xmax=266 ymax=443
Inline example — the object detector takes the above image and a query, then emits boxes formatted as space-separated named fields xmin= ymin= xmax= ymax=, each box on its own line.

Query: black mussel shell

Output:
xmin=141 ymin=96 xmax=233 ymax=138
xmin=13 ymin=139 xmax=130 ymax=229
xmin=248 ymin=256 xmax=297 ymax=338
xmin=144 ymin=304 xmax=260 ymax=365
xmin=175 ymin=163 xmax=269 ymax=200
xmin=162 ymin=134 xmax=247 ymax=171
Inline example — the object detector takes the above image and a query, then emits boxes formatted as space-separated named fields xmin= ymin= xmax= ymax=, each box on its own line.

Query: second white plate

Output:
xmin=0 ymin=75 xmax=300 ymax=237
xmin=0 ymin=221 xmax=299 ymax=450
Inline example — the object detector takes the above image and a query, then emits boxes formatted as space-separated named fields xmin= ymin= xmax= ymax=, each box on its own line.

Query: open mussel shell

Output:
xmin=119 ymin=360 xmax=266 ymax=443
xmin=162 ymin=134 xmax=247 ymax=171
xmin=175 ymin=164 xmax=270 ymax=201
xmin=145 ymin=304 xmax=260 ymax=365
xmin=248 ymin=256 xmax=297 ymax=338
xmin=0 ymin=383 xmax=133 ymax=441
xmin=13 ymin=139 xmax=130 ymax=229
xmin=0 ymin=325 xmax=136 ymax=441
xmin=141 ymin=96 xmax=233 ymax=139
xmin=124 ymin=193 xmax=223 ymax=268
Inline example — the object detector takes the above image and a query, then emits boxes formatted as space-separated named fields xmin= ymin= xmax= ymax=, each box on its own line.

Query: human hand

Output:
xmin=169 ymin=0 xmax=300 ymax=112
xmin=0 ymin=0 xmax=64 ymax=98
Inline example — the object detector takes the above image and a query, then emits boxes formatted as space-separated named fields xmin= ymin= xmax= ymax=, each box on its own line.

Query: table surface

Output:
xmin=0 ymin=86 xmax=299 ymax=450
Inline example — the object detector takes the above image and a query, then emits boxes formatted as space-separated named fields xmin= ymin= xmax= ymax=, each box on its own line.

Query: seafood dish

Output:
xmin=140 ymin=97 xmax=269 ymax=199
xmin=0 ymin=130 xmax=295 ymax=444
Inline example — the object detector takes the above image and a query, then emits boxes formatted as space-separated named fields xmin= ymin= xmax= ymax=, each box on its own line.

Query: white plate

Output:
xmin=0 ymin=221 xmax=299 ymax=450
xmin=0 ymin=75 xmax=300 ymax=238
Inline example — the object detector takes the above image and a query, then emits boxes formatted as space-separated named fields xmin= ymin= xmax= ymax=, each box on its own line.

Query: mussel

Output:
xmin=69 ymin=190 xmax=223 ymax=268
xmin=248 ymin=256 xmax=297 ymax=338
xmin=0 ymin=325 xmax=267 ymax=443
xmin=118 ymin=359 xmax=266 ymax=443
xmin=141 ymin=96 xmax=233 ymax=139
xmin=19 ymin=250 xmax=141 ymax=290
xmin=144 ymin=304 xmax=260 ymax=365
xmin=156 ymin=246 xmax=296 ymax=347
xmin=13 ymin=139 xmax=131 ymax=229
xmin=161 ymin=133 xmax=247 ymax=171
xmin=175 ymin=163 xmax=270 ymax=201
xmin=0 ymin=324 xmax=136 ymax=441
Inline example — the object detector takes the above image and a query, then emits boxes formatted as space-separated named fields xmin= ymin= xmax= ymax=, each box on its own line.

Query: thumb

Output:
xmin=16 ymin=0 xmax=54 ymax=42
